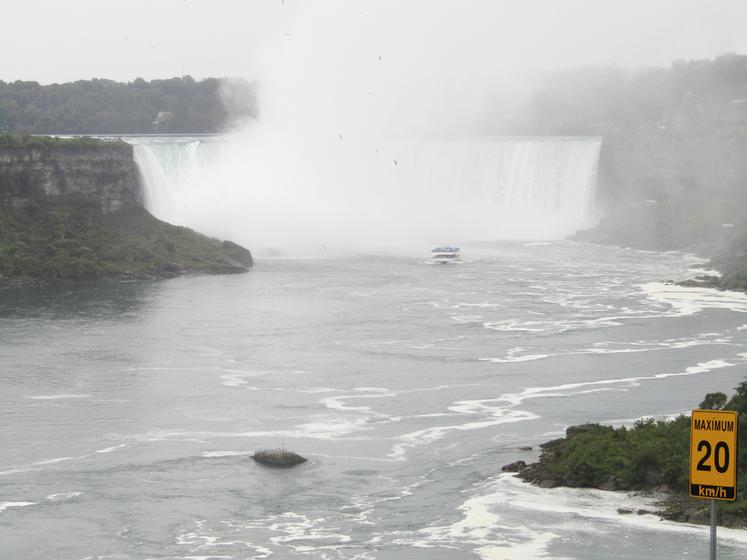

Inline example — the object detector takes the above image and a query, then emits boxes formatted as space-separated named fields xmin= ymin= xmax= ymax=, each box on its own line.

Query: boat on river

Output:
xmin=431 ymin=246 xmax=461 ymax=264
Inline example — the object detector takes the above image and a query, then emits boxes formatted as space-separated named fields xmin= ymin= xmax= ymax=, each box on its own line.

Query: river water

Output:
xmin=2 ymin=242 xmax=747 ymax=559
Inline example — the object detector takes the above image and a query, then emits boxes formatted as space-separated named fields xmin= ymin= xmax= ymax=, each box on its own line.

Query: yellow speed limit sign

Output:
xmin=690 ymin=409 xmax=738 ymax=500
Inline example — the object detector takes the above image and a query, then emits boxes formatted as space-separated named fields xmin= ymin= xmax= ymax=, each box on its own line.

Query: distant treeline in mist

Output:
xmin=516 ymin=53 xmax=747 ymax=134
xmin=0 ymin=76 xmax=257 ymax=134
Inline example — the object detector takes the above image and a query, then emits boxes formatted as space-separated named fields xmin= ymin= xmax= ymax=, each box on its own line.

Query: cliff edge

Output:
xmin=0 ymin=134 xmax=252 ymax=287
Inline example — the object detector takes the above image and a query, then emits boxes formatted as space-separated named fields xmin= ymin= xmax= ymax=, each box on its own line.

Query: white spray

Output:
xmin=133 ymin=1 xmax=602 ymax=256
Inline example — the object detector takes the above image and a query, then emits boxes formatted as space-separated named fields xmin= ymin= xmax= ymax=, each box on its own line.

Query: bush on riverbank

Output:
xmin=520 ymin=418 xmax=690 ymax=491
xmin=517 ymin=382 xmax=747 ymax=524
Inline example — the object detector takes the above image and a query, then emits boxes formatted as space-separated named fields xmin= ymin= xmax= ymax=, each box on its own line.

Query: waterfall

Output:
xmin=130 ymin=136 xmax=601 ymax=255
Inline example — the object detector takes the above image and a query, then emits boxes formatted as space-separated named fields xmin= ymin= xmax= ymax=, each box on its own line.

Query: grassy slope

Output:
xmin=0 ymin=194 xmax=251 ymax=285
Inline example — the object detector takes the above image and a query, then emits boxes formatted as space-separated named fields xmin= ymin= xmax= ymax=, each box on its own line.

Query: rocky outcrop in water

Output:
xmin=252 ymin=448 xmax=307 ymax=468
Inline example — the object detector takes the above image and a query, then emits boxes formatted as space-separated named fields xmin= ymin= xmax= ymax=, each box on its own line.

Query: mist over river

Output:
xmin=3 ymin=243 xmax=747 ymax=559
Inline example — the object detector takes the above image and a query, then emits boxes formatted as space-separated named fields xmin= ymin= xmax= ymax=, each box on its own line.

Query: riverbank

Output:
xmin=506 ymin=417 xmax=747 ymax=528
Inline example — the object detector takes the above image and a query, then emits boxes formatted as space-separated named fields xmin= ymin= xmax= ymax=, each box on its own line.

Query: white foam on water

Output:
xmin=45 ymin=492 xmax=82 ymax=501
xmin=581 ymin=336 xmax=733 ymax=354
xmin=25 ymin=394 xmax=92 ymax=400
xmin=689 ymin=267 xmax=722 ymax=277
xmin=95 ymin=444 xmax=130 ymax=454
xmin=391 ymin=476 xmax=561 ymax=559
xmin=33 ymin=456 xmax=75 ymax=466
xmin=490 ymin=474 xmax=747 ymax=544
xmin=484 ymin=320 xmax=549 ymax=333
xmin=201 ymin=451 xmax=252 ymax=458
xmin=450 ymin=314 xmax=485 ymax=324
xmin=219 ymin=370 xmax=267 ymax=388
xmin=408 ymin=472 xmax=747 ymax=558
xmin=295 ymin=387 xmax=342 ymax=394
xmin=320 ymin=387 xmax=396 ymax=415
xmin=0 ymin=468 xmax=30 ymax=476
xmin=0 ymin=501 xmax=35 ymax=512
xmin=515 ymin=358 xmax=736 ymax=398
xmin=480 ymin=334 xmax=735 ymax=363
xmin=389 ymin=356 xmax=739 ymax=460
xmin=179 ymin=543 xmax=235 ymax=560
xmin=179 ymin=512 xmax=355 ymax=558
xmin=642 ymin=282 xmax=747 ymax=316
xmin=483 ymin=316 xmax=624 ymax=335
xmin=478 ymin=279 xmax=747 ymax=341
xmin=291 ymin=417 xmax=373 ymax=440
xmin=389 ymin=403 xmax=538 ymax=461
xmin=480 ymin=353 xmax=551 ymax=363
xmin=453 ymin=301 xmax=505 ymax=309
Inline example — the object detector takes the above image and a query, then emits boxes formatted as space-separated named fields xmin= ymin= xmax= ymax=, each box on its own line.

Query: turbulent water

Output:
xmin=131 ymin=136 xmax=601 ymax=254
xmin=3 ymin=243 xmax=747 ymax=559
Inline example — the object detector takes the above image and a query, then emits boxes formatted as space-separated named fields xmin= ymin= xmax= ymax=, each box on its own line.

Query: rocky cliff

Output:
xmin=0 ymin=137 xmax=140 ymax=213
xmin=579 ymin=129 xmax=747 ymax=254
xmin=0 ymin=134 xmax=252 ymax=286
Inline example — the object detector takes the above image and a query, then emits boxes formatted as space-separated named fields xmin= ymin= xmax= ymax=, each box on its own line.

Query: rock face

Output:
xmin=578 ymin=130 xmax=747 ymax=253
xmin=501 ymin=460 xmax=527 ymax=473
xmin=0 ymin=136 xmax=254 ymax=285
xmin=222 ymin=240 xmax=254 ymax=268
xmin=0 ymin=141 xmax=140 ymax=214
xmin=597 ymin=131 xmax=747 ymax=205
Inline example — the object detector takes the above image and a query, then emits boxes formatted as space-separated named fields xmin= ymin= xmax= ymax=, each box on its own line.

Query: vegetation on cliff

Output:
xmin=0 ymin=132 xmax=112 ymax=149
xmin=0 ymin=133 xmax=252 ymax=286
xmin=0 ymin=195 xmax=252 ymax=286
xmin=0 ymin=76 xmax=257 ymax=134
xmin=513 ymin=52 xmax=747 ymax=135
xmin=515 ymin=383 xmax=747 ymax=526
xmin=561 ymin=54 xmax=747 ymax=287
xmin=707 ymin=229 xmax=747 ymax=291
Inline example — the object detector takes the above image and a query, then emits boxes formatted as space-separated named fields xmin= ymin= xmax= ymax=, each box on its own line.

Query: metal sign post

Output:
xmin=690 ymin=409 xmax=738 ymax=560
xmin=710 ymin=499 xmax=717 ymax=560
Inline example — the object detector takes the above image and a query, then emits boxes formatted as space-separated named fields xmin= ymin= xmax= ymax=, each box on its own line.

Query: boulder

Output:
xmin=501 ymin=460 xmax=527 ymax=473
xmin=252 ymin=448 xmax=307 ymax=468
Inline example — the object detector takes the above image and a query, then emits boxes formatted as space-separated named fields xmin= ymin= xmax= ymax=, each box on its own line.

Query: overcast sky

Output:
xmin=3 ymin=0 xmax=747 ymax=85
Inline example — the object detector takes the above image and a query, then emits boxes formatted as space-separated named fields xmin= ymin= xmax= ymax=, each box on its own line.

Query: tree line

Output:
xmin=511 ymin=53 xmax=747 ymax=134
xmin=0 ymin=76 xmax=257 ymax=135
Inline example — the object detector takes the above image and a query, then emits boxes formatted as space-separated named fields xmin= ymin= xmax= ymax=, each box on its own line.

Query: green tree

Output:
xmin=700 ymin=392 xmax=728 ymax=410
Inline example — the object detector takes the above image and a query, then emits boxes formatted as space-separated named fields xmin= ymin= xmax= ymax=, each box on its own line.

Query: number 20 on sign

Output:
xmin=690 ymin=409 xmax=738 ymax=500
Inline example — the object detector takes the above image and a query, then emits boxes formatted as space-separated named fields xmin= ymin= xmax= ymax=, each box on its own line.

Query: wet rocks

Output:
xmin=252 ymin=448 xmax=307 ymax=468
xmin=501 ymin=460 xmax=527 ymax=473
